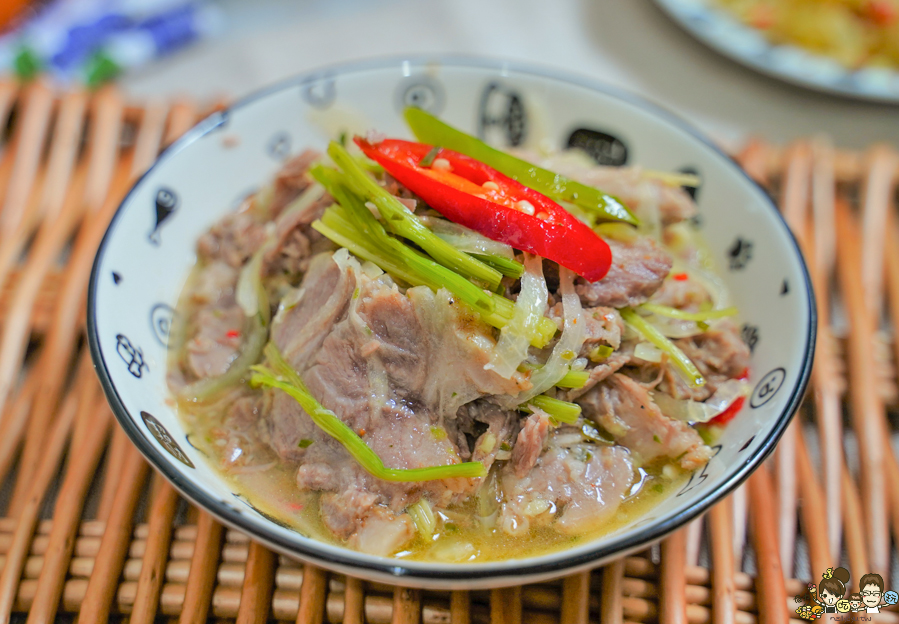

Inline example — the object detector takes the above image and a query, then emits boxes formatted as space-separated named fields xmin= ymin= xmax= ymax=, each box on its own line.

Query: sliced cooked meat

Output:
xmin=498 ymin=440 xmax=634 ymax=536
xmin=510 ymin=411 xmax=551 ymax=478
xmin=576 ymin=237 xmax=672 ymax=308
xmin=263 ymin=251 xmax=535 ymax=554
xmin=346 ymin=505 xmax=416 ymax=557
xmin=649 ymin=275 xmax=711 ymax=310
xmin=656 ymin=320 xmax=751 ymax=401
xmin=183 ymin=260 xmax=245 ymax=381
xmin=408 ymin=286 xmax=530 ymax=416
xmin=678 ymin=320 xmax=750 ymax=379
xmin=196 ymin=210 xmax=267 ymax=268
xmin=190 ymin=261 xmax=238 ymax=306
xmin=186 ymin=306 xmax=244 ymax=378
xmin=559 ymin=347 xmax=631 ymax=402
xmin=456 ymin=401 xmax=518 ymax=468
xmin=578 ymin=373 xmax=711 ymax=470
xmin=272 ymin=252 xmax=356 ymax=372
xmin=269 ymin=149 xmax=322 ymax=216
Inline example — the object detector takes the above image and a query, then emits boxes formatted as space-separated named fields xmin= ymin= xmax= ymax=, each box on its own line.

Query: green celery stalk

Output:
xmin=640 ymin=302 xmax=738 ymax=322
xmin=620 ymin=308 xmax=705 ymax=388
xmin=404 ymin=107 xmax=639 ymax=226
xmin=327 ymin=142 xmax=503 ymax=290
xmin=523 ymin=394 xmax=581 ymax=424
xmin=311 ymin=172 xmax=558 ymax=348
xmin=252 ymin=344 xmax=486 ymax=481
xmin=556 ymin=369 xmax=590 ymax=389
xmin=469 ymin=253 xmax=525 ymax=279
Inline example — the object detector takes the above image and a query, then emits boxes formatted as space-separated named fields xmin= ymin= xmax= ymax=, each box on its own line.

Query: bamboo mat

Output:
xmin=0 ymin=79 xmax=894 ymax=624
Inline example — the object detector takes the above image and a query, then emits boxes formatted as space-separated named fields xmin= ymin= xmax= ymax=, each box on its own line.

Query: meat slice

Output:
xmin=186 ymin=306 xmax=244 ymax=378
xmin=649 ymin=275 xmax=711 ymax=310
xmin=271 ymin=251 xmax=356 ymax=372
xmin=263 ymin=250 xmax=531 ymax=554
xmin=269 ymin=149 xmax=322 ymax=216
xmin=498 ymin=440 xmax=634 ymax=536
xmin=656 ymin=320 xmax=750 ymax=402
xmin=576 ymin=237 xmax=672 ymax=308
xmin=346 ymin=506 xmax=416 ymax=557
xmin=180 ymin=260 xmax=247 ymax=382
xmin=578 ymin=373 xmax=711 ymax=470
xmin=408 ymin=286 xmax=530 ymax=416
xmin=196 ymin=210 xmax=267 ymax=268
xmin=559 ymin=347 xmax=631 ymax=402
xmin=510 ymin=411 xmax=551 ymax=478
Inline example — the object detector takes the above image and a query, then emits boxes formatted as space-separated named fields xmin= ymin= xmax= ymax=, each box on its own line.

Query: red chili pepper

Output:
xmin=225 ymin=329 xmax=241 ymax=339
xmin=355 ymin=138 xmax=613 ymax=282
xmin=709 ymin=396 xmax=745 ymax=426
xmin=868 ymin=0 xmax=897 ymax=25
xmin=672 ymin=272 xmax=689 ymax=281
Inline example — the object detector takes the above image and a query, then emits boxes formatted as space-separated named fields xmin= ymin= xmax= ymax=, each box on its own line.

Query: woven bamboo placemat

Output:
xmin=0 ymin=80 xmax=894 ymax=624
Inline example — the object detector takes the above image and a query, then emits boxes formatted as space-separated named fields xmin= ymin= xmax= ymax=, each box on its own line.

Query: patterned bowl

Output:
xmin=88 ymin=57 xmax=815 ymax=588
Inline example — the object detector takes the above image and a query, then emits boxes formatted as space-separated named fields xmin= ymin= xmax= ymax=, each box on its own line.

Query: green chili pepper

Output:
xmin=404 ymin=107 xmax=639 ymax=226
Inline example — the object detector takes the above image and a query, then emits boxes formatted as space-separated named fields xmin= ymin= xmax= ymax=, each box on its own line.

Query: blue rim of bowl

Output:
xmin=651 ymin=0 xmax=899 ymax=104
xmin=87 ymin=55 xmax=816 ymax=583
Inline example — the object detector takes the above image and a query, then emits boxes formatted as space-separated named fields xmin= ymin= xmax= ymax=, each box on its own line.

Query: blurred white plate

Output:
xmin=654 ymin=0 xmax=899 ymax=103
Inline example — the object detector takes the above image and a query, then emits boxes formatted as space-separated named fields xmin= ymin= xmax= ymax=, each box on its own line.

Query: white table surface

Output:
xmin=122 ymin=0 xmax=898 ymax=150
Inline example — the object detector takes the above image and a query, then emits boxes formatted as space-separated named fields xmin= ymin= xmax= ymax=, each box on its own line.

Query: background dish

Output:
xmin=654 ymin=0 xmax=899 ymax=103
xmin=88 ymin=57 xmax=815 ymax=588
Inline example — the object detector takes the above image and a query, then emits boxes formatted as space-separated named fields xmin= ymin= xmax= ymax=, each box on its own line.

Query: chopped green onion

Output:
xmin=310 ymin=173 xmax=556 ymax=348
xmin=252 ymin=343 xmax=486 ymax=481
xmin=640 ymin=302 xmax=737 ymax=322
xmin=620 ymin=308 xmax=705 ymax=388
xmin=326 ymin=143 xmax=503 ymax=290
xmin=298 ymin=439 xmax=314 ymax=448
xmin=589 ymin=345 xmax=614 ymax=362
xmin=522 ymin=395 xmax=581 ymax=424
xmin=407 ymin=499 xmax=437 ymax=538
xmin=404 ymin=107 xmax=639 ymax=225
xmin=418 ymin=145 xmax=441 ymax=167
xmin=556 ymin=370 xmax=590 ymax=388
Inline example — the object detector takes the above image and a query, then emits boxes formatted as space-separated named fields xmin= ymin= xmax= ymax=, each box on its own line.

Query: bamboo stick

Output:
xmin=178 ymin=511 xmax=224 ymax=624
xmin=835 ymin=199 xmax=890 ymax=578
xmin=25 ymin=396 xmax=111 ymax=624
xmin=130 ymin=476 xmax=180 ymax=624
xmin=709 ymin=502 xmax=736 ymax=624
xmin=560 ymin=572 xmax=590 ymax=624
xmin=236 ymin=541 xmax=277 ymax=623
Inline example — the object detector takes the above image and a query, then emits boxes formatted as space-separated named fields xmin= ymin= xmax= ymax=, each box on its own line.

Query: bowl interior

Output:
xmin=88 ymin=58 xmax=814 ymax=588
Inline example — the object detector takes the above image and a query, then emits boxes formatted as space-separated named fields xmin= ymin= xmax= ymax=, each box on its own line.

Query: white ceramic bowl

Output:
xmin=88 ymin=57 xmax=815 ymax=588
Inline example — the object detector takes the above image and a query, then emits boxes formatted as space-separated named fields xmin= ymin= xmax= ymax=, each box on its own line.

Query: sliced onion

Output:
xmin=503 ymin=266 xmax=586 ymax=406
xmin=485 ymin=253 xmax=547 ymax=379
xmin=651 ymin=379 xmax=750 ymax=424
xmin=646 ymin=314 xmax=705 ymax=339
xmin=419 ymin=216 xmax=515 ymax=259
xmin=236 ymin=249 xmax=267 ymax=322
xmin=634 ymin=342 xmax=663 ymax=363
